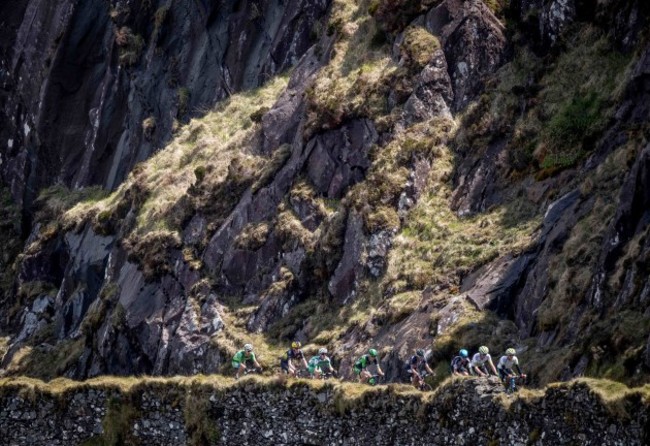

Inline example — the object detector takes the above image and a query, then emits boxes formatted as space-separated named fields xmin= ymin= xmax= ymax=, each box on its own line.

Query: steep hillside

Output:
xmin=0 ymin=0 xmax=649 ymax=390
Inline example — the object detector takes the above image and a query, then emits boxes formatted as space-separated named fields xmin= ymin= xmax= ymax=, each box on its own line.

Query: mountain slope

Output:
xmin=0 ymin=0 xmax=649 ymax=388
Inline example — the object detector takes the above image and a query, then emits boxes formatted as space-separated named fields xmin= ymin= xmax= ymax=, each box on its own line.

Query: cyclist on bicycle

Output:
xmin=450 ymin=349 xmax=471 ymax=376
xmin=280 ymin=341 xmax=309 ymax=377
xmin=405 ymin=348 xmax=434 ymax=389
xmin=497 ymin=348 xmax=526 ymax=382
xmin=232 ymin=343 xmax=262 ymax=379
xmin=353 ymin=348 xmax=384 ymax=384
xmin=470 ymin=346 xmax=498 ymax=377
xmin=307 ymin=348 xmax=337 ymax=379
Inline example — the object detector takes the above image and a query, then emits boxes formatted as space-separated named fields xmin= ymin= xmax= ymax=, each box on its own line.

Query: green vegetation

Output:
xmin=178 ymin=87 xmax=191 ymax=116
xmin=82 ymin=396 xmax=139 ymax=446
xmin=185 ymin=390 xmax=221 ymax=446
xmin=154 ymin=4 xmax=170 ymax=31
xmin=400 ymin=26 xmax=440 ymax=69
xmin=456 ymin=26 xmax=632 ymax=177
xmin=59 ymin=75 xmax=289 ymax=276
xmin=304 ymin=0 xmax=397 ymax=136
xmin=234 ymin=222 xmax=271 ymax=251
xmin=3 ymin=338 xmax=85 ymax=380
xmin=370 ymin=0 xmax=442 ymax=33
xmin=142 ymin=116 xmax=156 ymax=140
xmin=115 ymin=27 xmax=145 ymax=67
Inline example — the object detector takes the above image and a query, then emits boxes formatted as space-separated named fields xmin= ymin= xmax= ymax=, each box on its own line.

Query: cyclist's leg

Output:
xmin=280 ymin=359 xmax=290 ymax=375
xmin=411 ymin=374 xmax=419 ymax=387
xmin=288 ymin=361 xmax=297 ymax=377
xmin=360 ymin=369 xmax=371 ymax=383
xmin=233 ymin=360 xmax=243 ymax=378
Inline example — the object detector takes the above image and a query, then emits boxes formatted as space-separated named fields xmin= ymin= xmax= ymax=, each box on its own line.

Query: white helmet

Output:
xmin=318 ymin=347 xmax=328 ymax=355
xmin=244 ymin=343 xmax=253 ymax=352
xmin=478 ymin=346 xmax=489 ymax=355
xmin=505 ymin=348 xmax=516 ymax=356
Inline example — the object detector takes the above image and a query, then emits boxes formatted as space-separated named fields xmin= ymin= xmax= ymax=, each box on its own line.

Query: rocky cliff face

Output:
xmin=0 ymin=0 xmax=328 ymax=209
xmin=0 ymin=377 xmax=648 ymax=446
xmin=0 ymin=0 xmax=649 ymax=389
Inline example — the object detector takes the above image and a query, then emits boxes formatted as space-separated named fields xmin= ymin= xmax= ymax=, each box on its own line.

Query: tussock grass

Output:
xmin=3 ymin=339 xmax=86 ymax=380
xmin=56 ymin=75 xmax=289 ymax=276
xmin=385 ymin=124 xmax=538 ymax=293
xmin=400 ymin=26 xmax=440 ymax=69
xmin=3 ymin=375 xmax=645 ymax=422
xmin=535 ymin=145 xmax=633 ymax=333
xmin=370 ymin=0 xmax=442 ymax=33
xmin=210 ymin=306 xmax=286 ymax=371
xmin=305 ymin=0 xmax=395 ymax=134
xmin=64 ymin=75 xmax=289 ymax=235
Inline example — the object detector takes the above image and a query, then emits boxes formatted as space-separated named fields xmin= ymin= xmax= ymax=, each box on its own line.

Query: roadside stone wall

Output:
xmin=0 ymin=377 xmax=647 ymax=446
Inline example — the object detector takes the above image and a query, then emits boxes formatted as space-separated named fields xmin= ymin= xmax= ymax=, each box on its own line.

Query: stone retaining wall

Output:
xmin=0 ymin=377 xmax=647 ymax=445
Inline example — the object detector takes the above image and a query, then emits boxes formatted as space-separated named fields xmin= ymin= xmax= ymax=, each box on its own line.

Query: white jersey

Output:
xmin=497 ymin=355 xmax=519 ymax=370
xmin=470 ymin=353 xmax=492 ymax=367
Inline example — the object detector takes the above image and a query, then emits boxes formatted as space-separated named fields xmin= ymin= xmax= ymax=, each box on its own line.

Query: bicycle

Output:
xmin=317 ymin=369 xmax=337 ymax=380
xmin=295 ymin=367 xmax=312 ymax=378
xmin=243 ymin=366 xmax=262 ymax=376
xmin=503 ymin=374 xmax=526 ymax=394
xmin=367 ymin=374 xmax=383 ymax=386
xmin=417 ymin=371 xmax=433 ymax=391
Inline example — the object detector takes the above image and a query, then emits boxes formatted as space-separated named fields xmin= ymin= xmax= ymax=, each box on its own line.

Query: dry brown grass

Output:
xmin=64 ymin=75 xmax=288 ymax=235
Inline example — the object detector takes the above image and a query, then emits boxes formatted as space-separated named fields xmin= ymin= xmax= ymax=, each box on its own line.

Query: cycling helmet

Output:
xmin=478 ymin=346 xmax=489 ymax=355
xmin=244 ymin=343 xmax=253 ymax=352
xmin=505 ymin=348 xmax=516 ymax=356
xmin=291 ymin=341 xmax=301 ymax=349
xmin=459 ymin=349 xmax=468 ymax=358
xmin=416 ymin=349 xmax=425 ymax=357
xmin=318 ymin=347 xmax=328 ymax=355
xmin=368 ymin=348 xmax=378 ymax=357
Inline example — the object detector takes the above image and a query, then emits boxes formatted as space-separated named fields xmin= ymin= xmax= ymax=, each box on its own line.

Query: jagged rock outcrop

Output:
xmin=0 ymin=0 xmax=513 ymax=379
xmin=1 ymin=0 xmax=649 ymax=389
xmin=0 ymin=0 xmax=329 ymax=211
xmin=1 ymin=377 xmax=647 ymax=446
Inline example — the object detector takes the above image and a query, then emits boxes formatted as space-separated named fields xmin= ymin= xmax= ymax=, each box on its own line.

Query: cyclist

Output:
xmin=470 ymin=346 xmax=498 ymax=377
xmin=405 ymin=348 xmax=434 ymax=389
xmin=280 ymin=341 xmax=309 ymax=377
xmin=307 ymin=348 xmax=337 ymax=379
xmin=450 ymin=349 xmax=471 ymax=376
xmin=353 ymin=348 xmax=384 ymax=384
xmin=497 ymin=348 xmax=526 ymax=383
xmin=232 ymin=343 xmax=262 ymax=379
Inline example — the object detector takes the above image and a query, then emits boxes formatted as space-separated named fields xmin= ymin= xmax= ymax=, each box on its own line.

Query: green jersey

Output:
xmin=308 ymin=355 xmax=332 ymax=370
xmin=233 ymin=350 xmax=255 ymax=363
xmin=354 ymin=354 xmax=377 ymax=370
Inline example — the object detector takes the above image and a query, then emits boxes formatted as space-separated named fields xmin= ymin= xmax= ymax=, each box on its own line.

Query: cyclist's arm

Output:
xmin=425 ymin=362 xmax=434 ymax=374
xmin=514 ymin=364 xmax=523 ymax=375
xmin=488 ymin=358 xmax=498 ymax=375
xmin=302 ymin=357 xmax=309 ymax=369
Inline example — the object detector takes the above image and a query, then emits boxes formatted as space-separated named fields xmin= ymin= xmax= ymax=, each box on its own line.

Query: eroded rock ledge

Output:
xmin=0 ymin=377 xmax=647 ymax=445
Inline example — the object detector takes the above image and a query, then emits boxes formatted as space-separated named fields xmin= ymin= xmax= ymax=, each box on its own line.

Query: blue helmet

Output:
xmin=459 ymin=349 xmax=468 ymax=358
